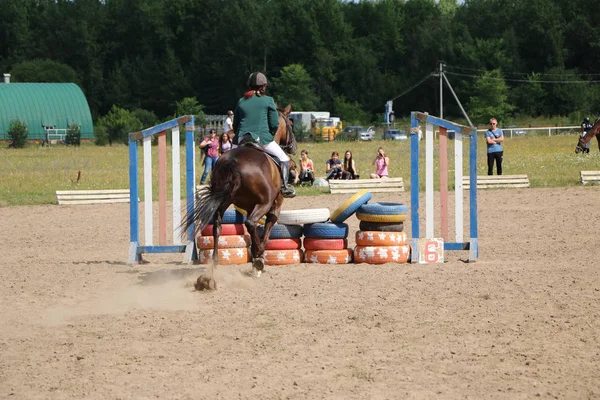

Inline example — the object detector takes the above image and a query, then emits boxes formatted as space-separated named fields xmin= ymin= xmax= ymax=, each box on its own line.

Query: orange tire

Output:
xmin=303 ymin=238 xmax=348 ymax=250
xmin=265 ymin=238 xmax=302 ymax=250
xmin=263 ymin=249 xmax=303 ymax=265
xmin=200 ymin=224 xmax=246 ymax=236
xmin=196 ymin=234 xmax=251 ymax=249
xmin=354 ymin=245 xmax=410 ymax=264
xmin=305 ymin=249 xmax=353 ymax=264
xmin=198 ymin=247 xmax=251 ymax=264
xmin=355 ymin=231 xmax=407 ymax=246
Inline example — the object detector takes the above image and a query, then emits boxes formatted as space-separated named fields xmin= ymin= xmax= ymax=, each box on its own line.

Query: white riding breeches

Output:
xmin=263 ymin=141 xmax=289 ymax=162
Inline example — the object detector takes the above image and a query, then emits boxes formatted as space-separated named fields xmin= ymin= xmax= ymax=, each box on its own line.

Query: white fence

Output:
xmin=476 ymin=125 xmax=580 ymax=138
xmin=45 ymin=128 xmax=67 ymax=142
xmin=391 ymin=124 xmax=582 ymax=139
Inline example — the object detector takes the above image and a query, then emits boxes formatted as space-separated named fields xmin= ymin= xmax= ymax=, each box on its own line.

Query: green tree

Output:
xmin=132 ymin=108 xmax=158 ymax=128
xmin=96 ymin=105 xmax=142 ymax=146
xmin=333 ymin=95 xmax=370 ymax=126
xmin=8 ymin=120 xmax=28 ymax=148
xmin=175 ymin=97 xmax=206 ymax=126
xmin=174 ymin=97 xmax=206 ymax=144
xmin=65 ymin=124 xmax=81 ymax=147
xmin=542 ymin=67 xmax=588 ymax=116
xmin=467 ymin=69 xmax=515 ymax=123
xmin=510 ymin=73 xmax=546 ymax=117
xmin=10 ymin=59 xmax=80 ymax=83
xmin=271 ymin=64 xmax=318 ymax=111
xmin=0 ymin=0 xmax=33 ymax=65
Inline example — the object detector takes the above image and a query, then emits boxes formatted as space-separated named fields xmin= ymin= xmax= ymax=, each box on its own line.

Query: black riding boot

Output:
xmin=280 ymin=161 xmax=296 ymax=198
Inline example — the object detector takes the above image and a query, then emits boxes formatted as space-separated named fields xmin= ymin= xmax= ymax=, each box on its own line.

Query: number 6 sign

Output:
xmin=417 ymin=238 xmax=444 ymax=264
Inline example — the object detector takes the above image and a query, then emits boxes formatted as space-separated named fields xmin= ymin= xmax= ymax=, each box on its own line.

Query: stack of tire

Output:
xmin=196 ymin=209 xmax=251 ymax=264
xmin=303 ymin=190 xmax=372 ymax=264
xmin=303 ymin=222 xmax=352 ymax=264
xmin=260 ymin=208 xmax=332 ymax=265
xmin=258 ymin=223 xmax=304 ymax=266
xmin=353 ymin=202 xmax=411 ymax=264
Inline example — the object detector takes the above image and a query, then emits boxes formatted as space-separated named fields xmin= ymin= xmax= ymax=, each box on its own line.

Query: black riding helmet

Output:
xmin=584 ymin=117 xmax=590 ymax=123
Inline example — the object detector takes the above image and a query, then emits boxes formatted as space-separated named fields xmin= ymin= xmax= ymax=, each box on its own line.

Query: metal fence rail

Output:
xmin=476 ymin=125 xmax=580 ymax=138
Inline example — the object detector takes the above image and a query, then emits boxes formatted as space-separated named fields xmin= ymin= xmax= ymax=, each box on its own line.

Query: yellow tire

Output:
xmin=233 ymin=205 xmax=266 ymax=225
xmin=355 ymin=212 xmax=407 ymax=223
xmin=330 ymin=189 xmax=372 ymax=223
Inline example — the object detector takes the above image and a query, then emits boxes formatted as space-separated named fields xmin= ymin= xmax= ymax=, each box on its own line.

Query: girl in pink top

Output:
xmin=370 ymin=147 xmax=390 ymax=179
xmin=299 ymin=149 xmax=315 ymax=184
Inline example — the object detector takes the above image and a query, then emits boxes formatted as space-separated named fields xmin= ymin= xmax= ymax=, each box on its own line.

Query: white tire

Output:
xmin=277 ymin=208 xmax=330 ymax=225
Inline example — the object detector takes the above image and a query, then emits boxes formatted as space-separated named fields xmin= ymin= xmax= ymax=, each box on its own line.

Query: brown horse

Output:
xmin=575 ymin=118 xmax=600 ymax=153
xmin=184 ymin=104 xmax=296 ymax=289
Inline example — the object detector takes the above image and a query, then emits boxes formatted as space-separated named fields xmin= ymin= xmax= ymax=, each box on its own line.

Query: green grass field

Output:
xmin=1 ymin=134 xmax=599 ymax=206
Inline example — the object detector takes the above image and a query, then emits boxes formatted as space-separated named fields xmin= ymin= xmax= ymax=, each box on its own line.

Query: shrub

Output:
xmin=65 ymin=124 xmax=81 ymax=146
xmin=93 ymin=124 xmax=108 ymax=146
xmin=96 ymin=105 xmax=142 ymax=145
xmin=8 ymin=120 xmax=28 ymax=148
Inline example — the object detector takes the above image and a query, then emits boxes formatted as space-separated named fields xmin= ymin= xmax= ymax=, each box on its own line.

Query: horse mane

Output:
xmin=277 ymin=106 xmax=297 ymax=155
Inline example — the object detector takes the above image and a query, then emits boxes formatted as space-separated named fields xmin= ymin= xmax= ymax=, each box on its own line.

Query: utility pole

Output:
xmin=439 ymin=62 xmax=443 ymax=119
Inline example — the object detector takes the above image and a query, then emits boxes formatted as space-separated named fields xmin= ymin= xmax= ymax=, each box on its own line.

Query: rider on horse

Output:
xmin=232 ymin=72 xmax=296 ymax=198
xmin=581 ymin=117 xmax=593 ymax=153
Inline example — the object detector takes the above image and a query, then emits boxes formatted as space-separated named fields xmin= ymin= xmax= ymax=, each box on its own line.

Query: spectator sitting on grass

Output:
xmin=342 ymin=150 xmax=359 ymax=180
xmin=299 ymin=149 xmax=315 ymax=185
xmin=326 ymin=151 xmax=343 ymax=180
xmin=370 ymin=147 xmax=389 ymax=179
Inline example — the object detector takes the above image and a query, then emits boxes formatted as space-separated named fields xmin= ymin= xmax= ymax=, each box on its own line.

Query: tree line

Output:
xmin=1 ymin=0 xmax=600 ymax=136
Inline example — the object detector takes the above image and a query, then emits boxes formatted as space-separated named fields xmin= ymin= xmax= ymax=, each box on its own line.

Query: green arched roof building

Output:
xmin=0 ymin=83 xmax=93 ymax=141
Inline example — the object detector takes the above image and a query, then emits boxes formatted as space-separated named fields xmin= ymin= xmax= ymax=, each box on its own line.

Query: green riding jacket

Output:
xmin=233 ymin=94 xmax=279 ymax=145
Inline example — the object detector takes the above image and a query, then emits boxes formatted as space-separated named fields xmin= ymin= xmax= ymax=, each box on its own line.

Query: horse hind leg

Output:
xmin=245 ymin=204 xmax=275 ymax=277
xmin=195 ymin=210 xmax=225 ymax=291
xmin=253 ymin=196 xmax=284 ymax=277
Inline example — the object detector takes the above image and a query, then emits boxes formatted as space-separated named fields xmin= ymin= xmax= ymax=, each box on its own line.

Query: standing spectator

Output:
xmin=199 ymin=129 xmax=220 ymax=184
xmin=581 ymin=117 xmax=593 ymax=154
xmin=219 ymin=132 xmax=233 ymax=155
xmin=485 ymin=117 xmax=504 ymax=175
xmin=299 ymin=149 xmax=315 ymax=185
xmin=326 ymin=151 xmax=343 ymax=180
xmin=342 ymin=150 xmax=359 ymax=179
xmin=224 ymin=110 xmax=234 ymax=133
xmin=370 ymin=147 xmax=390 ymax=179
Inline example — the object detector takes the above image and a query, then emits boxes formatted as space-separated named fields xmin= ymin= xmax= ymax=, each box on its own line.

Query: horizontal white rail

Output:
xmin=475 ymin=125 xmax=580 ymax=138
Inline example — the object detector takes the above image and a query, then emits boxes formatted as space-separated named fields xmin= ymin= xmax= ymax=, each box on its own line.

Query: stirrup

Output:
xmin=282 ymin=187 xmax=296 ymax=198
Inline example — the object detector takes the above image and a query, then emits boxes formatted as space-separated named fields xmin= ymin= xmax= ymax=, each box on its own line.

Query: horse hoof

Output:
xmin=194 ymin=274 xmax=217 ymax=291
xmin=253 ymin=257 xmax=265 ymax=272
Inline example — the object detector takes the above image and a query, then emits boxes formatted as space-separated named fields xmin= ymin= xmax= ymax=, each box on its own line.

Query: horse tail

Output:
xmin=183 ymin=159 xmax=241 ymax=235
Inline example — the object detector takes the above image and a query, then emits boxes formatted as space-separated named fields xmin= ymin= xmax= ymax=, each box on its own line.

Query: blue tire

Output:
xmin=357 ymin=202 xmax=408 ymax=216
xmin=303 ymin=222 xmax=349 ymax=239
xmin=330 ymin=190 xmax=372 ymax=223
xmin=211 ymin=209 xmax=246 ymax=224
xmin=258 ymin=224 xmax=303 ymax=239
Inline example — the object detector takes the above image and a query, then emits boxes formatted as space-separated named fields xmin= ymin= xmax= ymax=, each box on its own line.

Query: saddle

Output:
xmin=238 ymin=135 xmax=284 ymax=176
